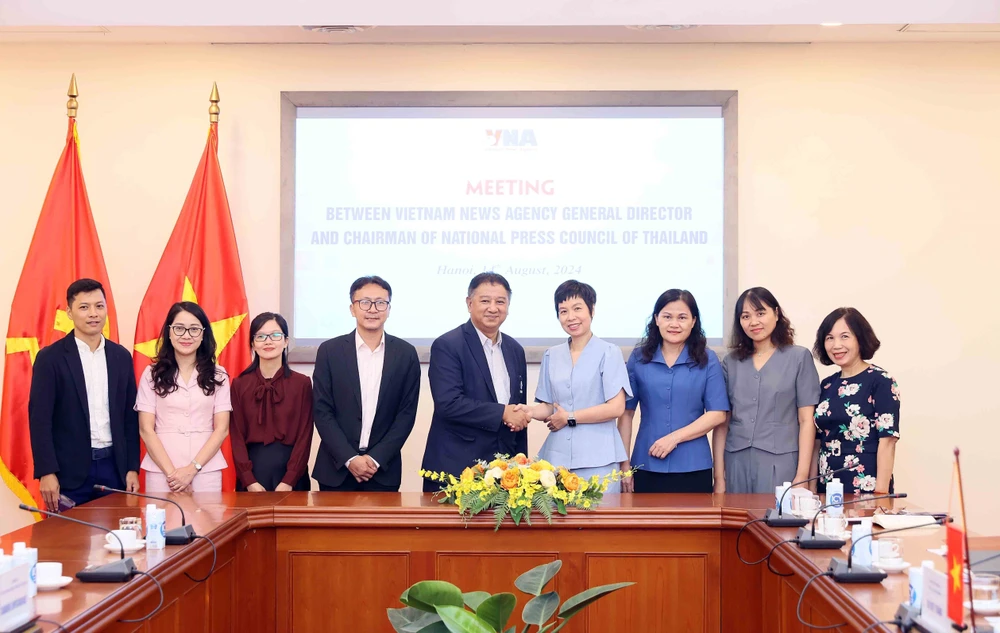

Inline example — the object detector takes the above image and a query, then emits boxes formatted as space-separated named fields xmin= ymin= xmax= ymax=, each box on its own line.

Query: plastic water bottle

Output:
xmin=146 ymin=504 xmax=166 ymax=550
xmin=826 ymin=478 xmax=844 ymax=518
xmin=852 ymin=518 xmax=874 ymax=567
xmin=0 ymin=550 xmax=12 ymax=574
xmin=775 ymin=481 xmax=793 ymax=512
xmin=909 ymin=560 xmax=935 ymax=609
xmin=11 ymin=542 xmax=37 ymax=596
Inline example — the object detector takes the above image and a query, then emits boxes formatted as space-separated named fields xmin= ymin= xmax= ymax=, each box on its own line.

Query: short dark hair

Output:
xmin=349 ymin=276 xmax=392 ymax=301
xmin=66 ymin=278 xmax=105 ymax=307
xmin=728 ymin=286 xmax=795 ymax=361
xmin=813 ymin=307 xmax=882 ymax=365
xmin=553 ymin=280 xmax=596 ymax=316
xmin=467 ymin=272 xmax=511 ymax=298
xmin=637 ymin=289 xmax=708 ymax=367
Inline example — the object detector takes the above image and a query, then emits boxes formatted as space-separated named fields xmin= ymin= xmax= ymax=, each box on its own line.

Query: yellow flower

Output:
xmin=460 ymin=467 xmax=475 ymax=483
xmin=583 ymin=500 xmax=592 ymax=509
xmin=513 ymin=453 xmax=529 ymax=465
xmin=562 ymin=472 xmax=580 ymax=492
xmin=501 ymin=469 xmax=521 ymax=490
xmin=521 ymin=468 xmax=541 ymax=483
xmin=449 ymin=474 xmax=458 ymax=485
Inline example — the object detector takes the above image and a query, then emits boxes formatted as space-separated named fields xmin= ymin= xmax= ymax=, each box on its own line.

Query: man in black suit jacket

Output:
xmin=421 ymin=273 xmax=530 ymax=492
xmin=313 ymin=276 xmax=420 ymax=491
xmin=28 ymin=279 xmax=140 ymax=511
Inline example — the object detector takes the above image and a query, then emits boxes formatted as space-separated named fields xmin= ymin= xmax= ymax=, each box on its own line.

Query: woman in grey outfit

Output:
xmin=713 ymin=287 xmax=819 ymax=494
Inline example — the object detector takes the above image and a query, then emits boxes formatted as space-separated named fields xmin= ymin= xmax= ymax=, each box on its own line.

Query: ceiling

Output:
xmin=4 ymin=24 xmax=1000 ymax=44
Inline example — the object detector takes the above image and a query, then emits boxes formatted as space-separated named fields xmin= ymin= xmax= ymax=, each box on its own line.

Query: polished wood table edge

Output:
xmin=57 ymin=510 xmax=250 ymax=632
xmin=269 ymin=504 xmax=732 ymax=529
xmin=744 ymin=515 xmax=888 ymax=631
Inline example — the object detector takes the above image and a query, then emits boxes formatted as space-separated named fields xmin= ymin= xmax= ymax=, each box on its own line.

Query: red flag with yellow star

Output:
xmin=1 ymin=117 xmax=119 ymax=509
xmin=946 ymin=521 xmax=965 ymax=625
xmin=132 ymin=119 xmax=248 ymax=492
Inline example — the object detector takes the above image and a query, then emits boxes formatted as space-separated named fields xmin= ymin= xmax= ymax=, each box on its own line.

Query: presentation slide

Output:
xmin=293 ymin=106 xmax=725 ymax=346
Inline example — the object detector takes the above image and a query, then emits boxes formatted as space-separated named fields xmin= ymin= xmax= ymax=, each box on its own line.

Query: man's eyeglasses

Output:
xmin=354 ymin=299 xmax=390 ymax=312
xmin=253 ymin=332 xmax=287 ymax=343
xmin=170 ymin=325 xmax=204 ymax=338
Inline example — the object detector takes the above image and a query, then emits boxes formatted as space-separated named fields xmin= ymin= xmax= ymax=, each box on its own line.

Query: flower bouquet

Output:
xmin=419 ymin=453 xmax=633 ymax=530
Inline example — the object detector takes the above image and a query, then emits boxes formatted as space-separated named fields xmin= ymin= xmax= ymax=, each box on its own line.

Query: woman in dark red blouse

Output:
xmin=230 ymin=312 xmax=313 ymax=492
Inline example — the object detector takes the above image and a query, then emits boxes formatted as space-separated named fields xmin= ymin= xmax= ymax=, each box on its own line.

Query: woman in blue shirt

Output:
xmin=527 ymin=280 xmax=632 ymax=492
xmin=619 ymin=289 xmax=730 ymax=493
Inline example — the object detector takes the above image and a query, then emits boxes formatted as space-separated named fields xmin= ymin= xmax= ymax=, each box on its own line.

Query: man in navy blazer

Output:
xmin=422 ymin=273 xmax=530 ymax=492
xmin=28 ymin=279 xmax=140 ymax=511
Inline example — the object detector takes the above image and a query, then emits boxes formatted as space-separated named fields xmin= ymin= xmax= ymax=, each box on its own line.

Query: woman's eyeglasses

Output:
xmin=253 ymin=332 xmax=287 ymax=343
xmin=170 ymin=325 xmax=204 ymax=338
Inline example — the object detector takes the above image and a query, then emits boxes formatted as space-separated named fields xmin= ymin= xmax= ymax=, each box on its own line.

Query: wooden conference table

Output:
xmin=0 ymin=492 xmax=991 ymax=633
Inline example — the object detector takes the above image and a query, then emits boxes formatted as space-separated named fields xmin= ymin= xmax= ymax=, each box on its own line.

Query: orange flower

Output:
xmin=561 ymin=472 xmax=580 ymax=492
xmin=474 ymin=463 xmax=486 ymax=475
xmin=498 ymin=462 xmax=508 ymax=471
xmin=460 ymin=467 xmax=475 ymax=483
xmin=501 ymin=469 xmax=521 ymax=490
xmin=513 ymin=453 xmax=529 ymax=465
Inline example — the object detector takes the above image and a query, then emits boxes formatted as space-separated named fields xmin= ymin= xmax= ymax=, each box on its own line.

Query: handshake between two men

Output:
xmin=502 ymin=402 xmax=574 ymax=433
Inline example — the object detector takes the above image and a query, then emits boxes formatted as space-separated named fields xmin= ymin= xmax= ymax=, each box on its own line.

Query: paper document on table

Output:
xmin=873 ymin=514 xmax=938 ymax=530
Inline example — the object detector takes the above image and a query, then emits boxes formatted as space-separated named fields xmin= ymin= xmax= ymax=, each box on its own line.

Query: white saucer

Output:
xmin=964 ymin=600 xmax=1000 ymax=615
xmin=37 ymin=576 xmax=73 ymax=591
xmin=875 ymin=560 xmax=911 ymax=574
xmin=104 ymin=539 xmax=145 ymax=554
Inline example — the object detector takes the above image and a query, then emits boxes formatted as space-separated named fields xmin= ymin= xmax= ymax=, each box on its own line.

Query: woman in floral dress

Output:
xmin=812 ymin=308 xmax=900 ymax=494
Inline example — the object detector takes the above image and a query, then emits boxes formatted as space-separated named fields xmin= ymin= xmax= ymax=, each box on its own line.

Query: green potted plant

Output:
xmin=387 ymin=560 xmax=633 ymax=633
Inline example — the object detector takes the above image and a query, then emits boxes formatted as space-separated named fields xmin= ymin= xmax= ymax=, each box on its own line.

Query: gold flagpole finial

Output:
xmin=209 ymin=82 xmax=220 ymax=123
xmin=67 ymin=73 xmax=79 ymax=118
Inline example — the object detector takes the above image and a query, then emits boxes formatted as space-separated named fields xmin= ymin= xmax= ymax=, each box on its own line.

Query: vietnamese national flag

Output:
xmin=132 ymin=121 xmax=249 ymax=492
xmin=947 ymin=522 xmax=966 ymax=626
xmin=0 ymin=118 xmax=119 ymax=510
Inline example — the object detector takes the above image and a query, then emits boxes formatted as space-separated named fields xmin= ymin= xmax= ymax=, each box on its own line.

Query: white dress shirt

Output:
xmin=474 ymin=326 xmax=511 ymax=405
xmin=75 ymin=335 xmax=112 ymax=449
xmin=349 ymin=331 xmax=385 ymax=467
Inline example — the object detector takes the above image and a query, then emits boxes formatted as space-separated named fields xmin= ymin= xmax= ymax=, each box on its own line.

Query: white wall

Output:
xmin=2 ymin=42 xmax=999 ymax=536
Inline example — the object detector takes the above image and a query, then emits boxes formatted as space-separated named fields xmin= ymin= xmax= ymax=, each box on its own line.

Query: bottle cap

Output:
xmin=12 ymin=542 xmax=25 ymax=552
xmin=782 ymin=481 xmax=792 ymax=487
xmin=922 ymin=560 xmax=936 ymax=569
xmin=146 ymin=503 xmax=157 ymax=515
xmin=831 ymin=478 xmax=840 ymax=484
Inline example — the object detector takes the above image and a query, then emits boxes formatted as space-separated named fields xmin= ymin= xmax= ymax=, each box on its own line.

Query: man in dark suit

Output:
xmin=313 ymin=275 xmax=420 ymax=492
xmin=29 ymin=279 xmax=140 ymax=511
xmin=421 ymin=272 xmax=530 ymax=492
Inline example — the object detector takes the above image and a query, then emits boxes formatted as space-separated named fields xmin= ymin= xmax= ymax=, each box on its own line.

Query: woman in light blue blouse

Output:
xmin=527 ymin=280 xmax=632 ymax=492
xmin=619 ymin=289 xmax=730 ymax=493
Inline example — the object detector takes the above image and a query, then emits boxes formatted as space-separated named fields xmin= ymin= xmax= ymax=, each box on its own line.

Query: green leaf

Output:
xmin=463 ymin=591 xmax=491 ymax=611
xmin=503 ymin=628 xmax=517 ymax=633
xmin=476 ymin=593 xmax=516 ymax=632
xmin=402 ymin=580 xmax=466 ymax=613
xmin=435 ymin=605 xmax=498 ymax=633
xmin=514 ymin=561 xmax=563 ymax=596
xmin=416 ymin=623 xmax=452 ymax=633
xmin=521 ymin=591 xmax=559 ymax=626
xmin=557 ymin=582 xmax=634 ymax=619
xmin=511 ymin=506 xmax=524 ymax=526
xmin=554 ymin=498 xmax=567 ymax=515
xmin=387 ymin=607 xmax=446 ymax=633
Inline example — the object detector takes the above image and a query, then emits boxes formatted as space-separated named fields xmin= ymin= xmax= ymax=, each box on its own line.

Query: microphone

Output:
xmin=829 ymin=516 xmax=952 ymax=584
xmin=796 ymin=493 xmax=908 ymax=550
xmin=18 ymin=504 xmax=138 ymax=583
xmin=94 ymin=485 xmax=196 ymax=545
xmin=764 ymin=465 xmax=862 ymax=528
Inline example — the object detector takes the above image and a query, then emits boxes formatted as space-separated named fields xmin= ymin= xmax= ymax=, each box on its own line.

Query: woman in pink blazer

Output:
xmin=136 ymin=301 xmax=232 ymax=493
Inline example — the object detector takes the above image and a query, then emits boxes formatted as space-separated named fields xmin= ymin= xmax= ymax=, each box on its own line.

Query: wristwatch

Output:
xmin=567 ymin=414 xmax=577 ymax=428
xmin=192 ymin=460 xmax=203 ymax=472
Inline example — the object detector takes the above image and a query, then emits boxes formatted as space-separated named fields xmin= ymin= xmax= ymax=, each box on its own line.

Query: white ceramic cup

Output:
xmin=816 ymin=515 xmax=847 ymax=536
xmin=35 ymin=562 xmax=62 ymax=584
xmin=798 ymin=496 xmax=822 ymax=515
xmin=106 ymin=529 xmax=137 ymax=548
xmin=875 ymin=537 xmax=903 ymax=561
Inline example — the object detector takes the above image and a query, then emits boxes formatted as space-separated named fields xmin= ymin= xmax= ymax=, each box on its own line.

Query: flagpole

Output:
xmin=955 ymin=447 xmax=978 ymax=631
xmin=67 ymin=74 xmax=78 ymax=119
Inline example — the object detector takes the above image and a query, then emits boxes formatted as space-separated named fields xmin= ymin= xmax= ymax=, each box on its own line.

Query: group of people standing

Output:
xmin=27 ymin=273 xmax=899 ymax=512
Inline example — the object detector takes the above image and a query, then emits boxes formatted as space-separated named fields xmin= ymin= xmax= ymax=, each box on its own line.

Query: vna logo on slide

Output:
xmin=485 ymin=128 xmax=538 ymax=149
